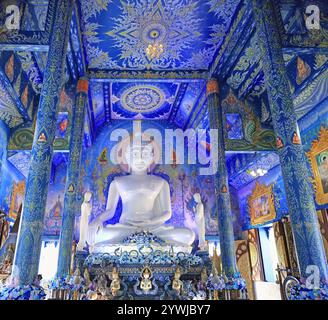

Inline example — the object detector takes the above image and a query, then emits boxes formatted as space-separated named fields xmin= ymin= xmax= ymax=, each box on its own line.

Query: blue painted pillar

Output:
xmin=0 ymin=120 xmax=9 ymax=210
xmin=252 ymin=0 xmax=328 ymax=281
xmin=57 ymin=78 xmax=88 ymax=278
xmin=206 ymin=79 xmax=238 ymax=276
xmin=12 ymin=0 xmax=74 ymax=285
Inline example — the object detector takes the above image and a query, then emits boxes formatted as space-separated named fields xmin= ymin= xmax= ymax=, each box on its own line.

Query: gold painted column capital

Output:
xmin=77 ymin=78 xmax=89 ymax=93
xmin=206 ymin=78 xmax=219 ymax=97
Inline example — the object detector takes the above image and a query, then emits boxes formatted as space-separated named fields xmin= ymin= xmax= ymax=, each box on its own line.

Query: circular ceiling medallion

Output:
xmin=141 ymin=22 xmax=167 ymax=43
xmin=121 ymin=85 xmax=165 ymax=113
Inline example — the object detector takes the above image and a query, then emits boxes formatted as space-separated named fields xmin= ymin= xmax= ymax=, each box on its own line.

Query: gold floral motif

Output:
xmin=307 ymin=127 xmax=328 ymax=205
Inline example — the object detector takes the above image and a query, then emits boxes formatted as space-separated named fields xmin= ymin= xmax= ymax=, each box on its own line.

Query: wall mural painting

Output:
xmin=238 ymin=165 xmax=288 ymax=231
xmin=226 ymin=113 xmax=243 ymax=140
xmin=248 ymin=181 xmax=276 ymax=226
xmin=55 ymin=112 xmax=70 ymax=149
xmin=307 ymin=127 xmax=328 ymax=206
xmin=79 ymin=121 xmax=219 ymax=240
xmin=8 ymin=84 xmax=74 ymax=151
xmin=0 ymin=162 xmax=25 ymax=220
xmin=0 ymin=51 xmax=41 ymax=128
xmin=43 ymin=159 xmax=67 ymax=236
xmin=174 ymin=81 xmax=206 ymax=128
xmin=221 ymin=87 xmax=276 ymax=151
xmin=9 ymin=181 xmax=25 ymax=220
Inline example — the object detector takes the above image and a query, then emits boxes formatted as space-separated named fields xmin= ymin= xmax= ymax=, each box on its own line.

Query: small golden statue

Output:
xmin=0 ymin=245 xmax=14 ymax=275
xmin=109 ymin=267 xmax=121 ymax=297
xmin=276 ymin=136 xmax=284 ymax=149
xmin=72 ymin=268 xmax=83 ymax=300
xmin=83 ymin=268 xmax=91 ymax=287
xmin=172 ymin=267 xmax=183 ymax=294
xmin=201 ymin=267 xmax=208 ymax=285
xmin=37 ymin=132 xmax=47 ymax=143
xmin=292 ymin=131 xmax=301 ymax=145
xmin=140 ymin=266 xmax=152 ymax=293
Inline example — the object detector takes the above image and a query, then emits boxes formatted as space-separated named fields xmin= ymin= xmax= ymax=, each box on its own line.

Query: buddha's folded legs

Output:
xmin=153 ymin=227 xmax=195 ymax=246
xmin=95 ymin=224 xmax=137 ymax=245
xmin=94 ymin=223 xmax=195 ymax=247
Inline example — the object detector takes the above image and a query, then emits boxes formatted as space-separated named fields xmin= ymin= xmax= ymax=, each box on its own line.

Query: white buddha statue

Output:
xmin=77 ymin=191 xmax=92 ymax=251
xmin=193 ymin=193 xmax=207 ymax=250
xmin=92 ymin=141 xmax=195 ymax=247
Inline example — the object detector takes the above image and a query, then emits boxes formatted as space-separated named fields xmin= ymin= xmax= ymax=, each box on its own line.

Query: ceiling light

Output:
xmin=146 ymin=42 xmax=164 ymax=61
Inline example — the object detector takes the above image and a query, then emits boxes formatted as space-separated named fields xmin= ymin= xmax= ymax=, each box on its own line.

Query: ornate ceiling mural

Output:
xmin=111 ymin=82 xmax=179 ymax=120
xmin=7 ymin=151 xmax=31 ymax=178
xmin=174 ymin=80 xmax=205 ymax=128
xmin=110 ymin=82 xmax=177 ymax=119
xmin=78 ymin=0 xmax=241 ymax=72
xmin=226 ymin=33 xmax=265 ymax=99
xmin=88 ymin=80 xmax=206 ymax=128
xmin=227 ymin=152 xmax=280 ymax=190
xmin=0 ymin=80 xmax=24 ymax=128
xmin=0 ymin=51 xmax=40 ymax=125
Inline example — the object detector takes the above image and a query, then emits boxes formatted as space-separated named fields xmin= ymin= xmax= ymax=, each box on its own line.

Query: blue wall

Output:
xmin=0 ymin=120 xmax=25 ymax=222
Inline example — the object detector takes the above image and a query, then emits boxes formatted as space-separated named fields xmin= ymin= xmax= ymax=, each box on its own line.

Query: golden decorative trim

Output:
xmin=307 ymin=126 xmax=328 ymax=205
xmin=206 ymin=79 xmax=219 ymax=96
xmin=248 ymin=181 xmax=276 ymax=226
xmin=77 ymin=79 xmax=89 ymax=93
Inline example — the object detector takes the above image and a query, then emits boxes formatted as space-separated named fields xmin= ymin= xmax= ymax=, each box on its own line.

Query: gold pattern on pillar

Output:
xmin=318 ymin=210 xmax=328 ymax=258
xmin=273 ymin=221 xmax=290 ymax=269
xmin=235 ymin=240 xmax=254 ymax=300
xmin=247 ymin=229 xmax=264 ymax=281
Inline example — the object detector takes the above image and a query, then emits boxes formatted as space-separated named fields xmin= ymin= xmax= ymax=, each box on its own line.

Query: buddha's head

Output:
xmin=125 ymin=142 xmax=154 ymax=174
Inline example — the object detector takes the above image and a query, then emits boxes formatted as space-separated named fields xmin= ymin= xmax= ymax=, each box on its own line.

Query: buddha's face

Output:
xmin=126 ymin=144 xmax=154 ymax=173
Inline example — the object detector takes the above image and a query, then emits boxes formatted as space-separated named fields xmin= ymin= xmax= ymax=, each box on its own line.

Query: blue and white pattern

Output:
xmin=84 ymin=250 xmax=203 ymax=267
xmin=111 ymin=82 xmax=179 ymax=120
xmin=123 ymin=231 xmax=166 ymax=248
xmin=228 ymin=152 xmax=280 ymax=190
xmin=79 ymin=0 xmax=241 ymax=71
xmin=0 ymin=285 xmax=46 ymax=300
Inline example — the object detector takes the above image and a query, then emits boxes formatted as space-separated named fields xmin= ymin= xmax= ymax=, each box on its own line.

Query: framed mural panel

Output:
xmin=248 ymin=181 xmax=276 ymax=226
xmin=9 ymin=181 xmax=25 ymax=220
xmin=307 ymin=127 xmax=328 ymax=205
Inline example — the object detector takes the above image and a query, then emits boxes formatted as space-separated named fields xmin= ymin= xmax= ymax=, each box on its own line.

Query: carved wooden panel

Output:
xmin=282 ymin=218 xmax=299 ymax=276
xmin=247 ymin=229 xmax=264 ymax=281
xmin=273 ymin=221 xmax=290 ymax=269
xmin=235 ymin=240 xmax=254 ymax=300
xmin=318 ymin=209 xmax=328 ymax=258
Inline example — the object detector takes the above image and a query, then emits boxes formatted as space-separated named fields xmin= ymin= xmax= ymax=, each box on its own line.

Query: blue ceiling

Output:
xmin=111 ymin=82 xmax=179 ymax=120
xmin=0 ymin=0 xmax=327 ymax=147
xmin=78 ymin=0 xmax=242 ymax=71
xmin=88 ymin=79 xmax=206 ymax=131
